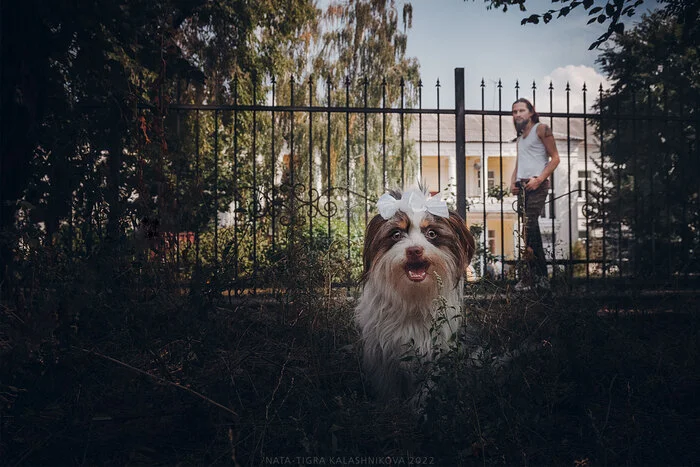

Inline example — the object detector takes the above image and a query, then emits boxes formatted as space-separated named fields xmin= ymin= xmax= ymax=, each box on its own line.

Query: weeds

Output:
xmin=416 ymin=280 xmax=700 ymax=465
xmin=1 ymin=240 xmax=699 ymax=465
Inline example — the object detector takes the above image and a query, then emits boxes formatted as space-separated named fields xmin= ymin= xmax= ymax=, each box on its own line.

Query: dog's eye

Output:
xmin=391 ymin=230 xmax=403 ymax=241
xmin=425 ymin=229 xmax=438 ymax=240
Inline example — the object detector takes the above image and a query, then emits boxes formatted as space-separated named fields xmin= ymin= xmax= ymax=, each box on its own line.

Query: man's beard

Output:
xmin=515 ymin=118 xmax=530 ymax=135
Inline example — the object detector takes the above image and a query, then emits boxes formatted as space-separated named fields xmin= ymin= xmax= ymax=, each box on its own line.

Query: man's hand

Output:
xmin=511 ymin=181 xmax=519 ymax=195
xmin=525 ymin=176 xmax=542 ymax=191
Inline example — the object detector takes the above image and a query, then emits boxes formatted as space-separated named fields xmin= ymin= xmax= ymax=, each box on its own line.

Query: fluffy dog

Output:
xmin=355 ymin=188 xmax=475 ymax=400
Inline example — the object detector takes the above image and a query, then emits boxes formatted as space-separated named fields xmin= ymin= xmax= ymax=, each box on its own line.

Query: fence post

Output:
xmin=455 ymin=68 xmax=466 ymax=220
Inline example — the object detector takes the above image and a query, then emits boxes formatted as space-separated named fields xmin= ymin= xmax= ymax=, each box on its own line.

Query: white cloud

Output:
xmin=537 ymin=65 xmax=612 ymax=114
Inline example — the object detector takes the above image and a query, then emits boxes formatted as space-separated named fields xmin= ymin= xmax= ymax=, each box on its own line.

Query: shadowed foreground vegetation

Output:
xmin=1 ymin=243 xmax=699 ymax=466
xmin=3 ymin=0 xmax=699 ymax=463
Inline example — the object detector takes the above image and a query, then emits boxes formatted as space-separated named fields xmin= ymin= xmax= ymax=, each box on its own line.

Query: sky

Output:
xmin=401 ymin=0 xmax=656 ymax=111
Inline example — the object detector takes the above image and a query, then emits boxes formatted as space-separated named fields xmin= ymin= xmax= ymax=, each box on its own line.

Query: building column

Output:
xmin=482 ymin=157 xmax=488 ymax=199
xmin=448 ymin=154 xmax=457 ymax=197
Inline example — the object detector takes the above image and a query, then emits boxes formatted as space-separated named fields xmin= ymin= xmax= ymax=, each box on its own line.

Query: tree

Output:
xmin=310 ymin=0 xmax=422 ymax=206
xmin=1 ymin=0 xmax=318 ymax=239
xmin=591 ymin=2 xmax=699 ymax=277
xmin=471 ymin=0 xmax=696 ymax=49
xmin=227 ymin=0 xmax=423 ymax=251
xmin=2 ymin=0 xmax=425 ymax=291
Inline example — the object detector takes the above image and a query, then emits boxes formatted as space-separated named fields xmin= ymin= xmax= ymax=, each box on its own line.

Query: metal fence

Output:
xmin=74 ymin=68 xmax=699 ymax=294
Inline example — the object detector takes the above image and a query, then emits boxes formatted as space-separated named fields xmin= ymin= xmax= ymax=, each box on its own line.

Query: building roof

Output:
xmin=408 ymin=114 xmax=599 ymax=145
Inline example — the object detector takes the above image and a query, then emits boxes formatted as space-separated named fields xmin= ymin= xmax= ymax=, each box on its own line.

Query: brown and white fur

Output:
xmin=355 ymin=189 xmax=475 ymax=400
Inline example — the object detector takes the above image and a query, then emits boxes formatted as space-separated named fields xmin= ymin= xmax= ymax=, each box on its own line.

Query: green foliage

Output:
xmin=194 ymin=215 xmax=365 ymax=295
xmin=414 ymin=286 xmax=700 ymax=465
xmin=317 ymin=0 xmax=420 ymax=90
xmin=2 ymin=0 xmax=317 ymax=227
xmin=572 ymin=239 xmax=587 ymax=276
xmin=471 ymin=0 xmax=699 ymax=50
xmin=3 ymin=0 xmax=423 ymax=298
xmin=487 ymin=184 xmax=508 ymax=201
xmin=468 ymin=222 xmax=503 ymax=278
xmin=591 ymin=5 xmax=700 ymax=277
xmin=3 ymin=231 xmax=700 ymax=464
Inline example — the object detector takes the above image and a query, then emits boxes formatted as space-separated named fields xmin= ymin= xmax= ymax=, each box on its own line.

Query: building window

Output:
xmin=487 ymin=171 xmax=495 ymax=189
xmin=488 ymin=229 xmax=496 ymax=253
xmin=540 ymin=191 xmax=555 ymax=219
xmin=578 ymin=170 xmax=592 ymax=198
xmin=549 ymin=191 xmax=555 ymax=219
xmin=477 ymin=169 xmax=496 ymax=190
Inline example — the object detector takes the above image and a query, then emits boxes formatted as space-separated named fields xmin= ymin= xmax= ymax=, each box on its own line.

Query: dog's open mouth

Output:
xmin=405 ymin=261 xmax=430 ymax=282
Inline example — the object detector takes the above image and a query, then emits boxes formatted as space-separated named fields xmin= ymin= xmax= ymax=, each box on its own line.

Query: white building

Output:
xmin=409 ymin=114 xmax=601 ymax=275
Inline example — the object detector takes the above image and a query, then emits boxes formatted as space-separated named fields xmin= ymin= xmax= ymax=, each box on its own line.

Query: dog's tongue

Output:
xmin=406 ymin=263 xmax=428 ymax=282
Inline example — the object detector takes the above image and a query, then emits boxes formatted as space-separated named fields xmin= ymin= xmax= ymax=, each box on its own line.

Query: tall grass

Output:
xmin=1 ymin=238 xmax=699 ymax=465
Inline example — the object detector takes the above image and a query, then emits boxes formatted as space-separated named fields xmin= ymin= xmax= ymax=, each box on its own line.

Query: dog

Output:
xmin=354 ymin=188 xmax=475 ymax=401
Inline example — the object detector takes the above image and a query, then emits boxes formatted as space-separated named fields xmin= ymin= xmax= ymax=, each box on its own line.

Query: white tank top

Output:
xmin=516 ymin=122 xmax=548 ymax=179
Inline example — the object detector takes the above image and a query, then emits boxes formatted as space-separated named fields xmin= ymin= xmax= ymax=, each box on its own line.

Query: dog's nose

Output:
xmin=406 ymin=246 xmax=424 ymax=259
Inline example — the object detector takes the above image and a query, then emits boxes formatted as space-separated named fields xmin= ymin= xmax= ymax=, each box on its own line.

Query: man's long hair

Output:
xmin=512 ymin=98 xmax=540 ymax=135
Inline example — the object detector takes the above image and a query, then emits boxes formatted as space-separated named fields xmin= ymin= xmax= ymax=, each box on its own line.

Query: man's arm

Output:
xmin=510 ymin=144 xmax=520 ymax=194
xmin=524 ymin=124 xmax=560 ymax=191
xmin=538 ymin=123 xmax=560 ymax=180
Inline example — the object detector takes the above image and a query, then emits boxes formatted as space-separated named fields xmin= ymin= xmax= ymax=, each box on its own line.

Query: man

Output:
xmin=510 ymin=98 xmax=560 ymax=291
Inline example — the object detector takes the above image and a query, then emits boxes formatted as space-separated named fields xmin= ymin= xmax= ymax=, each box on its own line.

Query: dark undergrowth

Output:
xmin=1 ymin=245 xmax=699 ymax=466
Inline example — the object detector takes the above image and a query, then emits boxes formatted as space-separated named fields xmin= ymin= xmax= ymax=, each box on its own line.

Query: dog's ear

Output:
xmin=447 ymin=211 xmax=476 ymax=272
xmin=362 ymin=214 xmax=387 ymax=280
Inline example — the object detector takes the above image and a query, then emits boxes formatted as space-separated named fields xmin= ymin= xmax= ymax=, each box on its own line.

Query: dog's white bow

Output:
xmin=377 ymin=189 xmax=449 ymax=220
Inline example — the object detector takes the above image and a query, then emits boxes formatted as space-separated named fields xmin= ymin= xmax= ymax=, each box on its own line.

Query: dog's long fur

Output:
xmin=355 ymin=190 xmax=475 ymax=400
